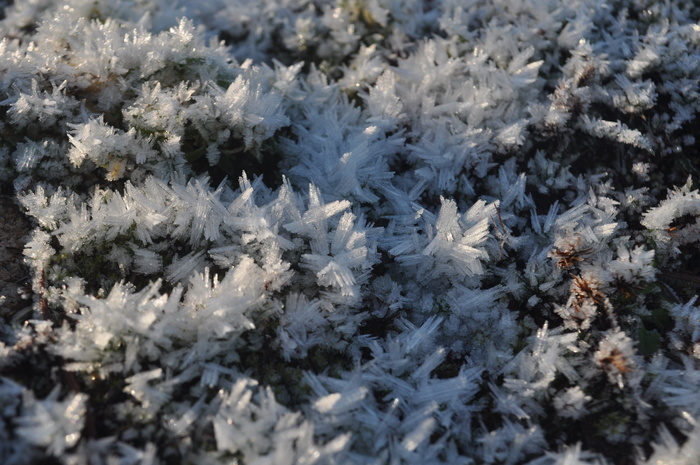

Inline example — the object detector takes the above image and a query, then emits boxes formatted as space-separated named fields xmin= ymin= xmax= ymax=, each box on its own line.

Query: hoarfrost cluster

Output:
xmin=0 ymin=0 xmax=699 ymax=463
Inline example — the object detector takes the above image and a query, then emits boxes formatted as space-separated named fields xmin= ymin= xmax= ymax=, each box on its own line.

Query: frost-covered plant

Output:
xmin=1 ymin=0 xmax=700 ymax=464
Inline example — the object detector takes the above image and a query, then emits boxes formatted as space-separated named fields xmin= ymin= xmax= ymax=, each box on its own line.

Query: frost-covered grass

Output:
xmin=0 ymin=0 xmax=699 ymax=463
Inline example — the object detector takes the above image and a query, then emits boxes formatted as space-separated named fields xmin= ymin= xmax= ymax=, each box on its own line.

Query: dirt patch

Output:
xmin=0 ymin=195 xmax=31 ymax=320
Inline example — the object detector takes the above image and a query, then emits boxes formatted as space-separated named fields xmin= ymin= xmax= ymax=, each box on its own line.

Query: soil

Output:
xmin=0 ymin=195 xmax=32 ymax=321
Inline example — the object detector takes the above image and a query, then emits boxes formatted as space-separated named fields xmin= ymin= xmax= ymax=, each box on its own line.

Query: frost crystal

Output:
xmin=1 ymin=0 xmax=700 ymax=463
xmin=15 ymin=389 xmax=87 ymax=456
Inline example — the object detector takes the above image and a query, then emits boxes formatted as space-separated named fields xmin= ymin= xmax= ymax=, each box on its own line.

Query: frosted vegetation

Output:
xmin=0 ymin=0 xmax=699 ymax=463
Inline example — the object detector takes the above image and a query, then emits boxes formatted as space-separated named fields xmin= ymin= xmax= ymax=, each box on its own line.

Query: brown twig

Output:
xmin=38 ymin=268 xmax=51 ymax=322
xmin=659 ymin=271 xmax=700 ymax=288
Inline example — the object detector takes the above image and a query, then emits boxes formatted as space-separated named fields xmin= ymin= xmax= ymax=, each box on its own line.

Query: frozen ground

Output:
xmin=0 ymin=0 xmax=699 ymax=464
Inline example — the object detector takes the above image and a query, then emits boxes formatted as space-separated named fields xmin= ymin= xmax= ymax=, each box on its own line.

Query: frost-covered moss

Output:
xmin=1 ymin=0 xmax=700 ymax=464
